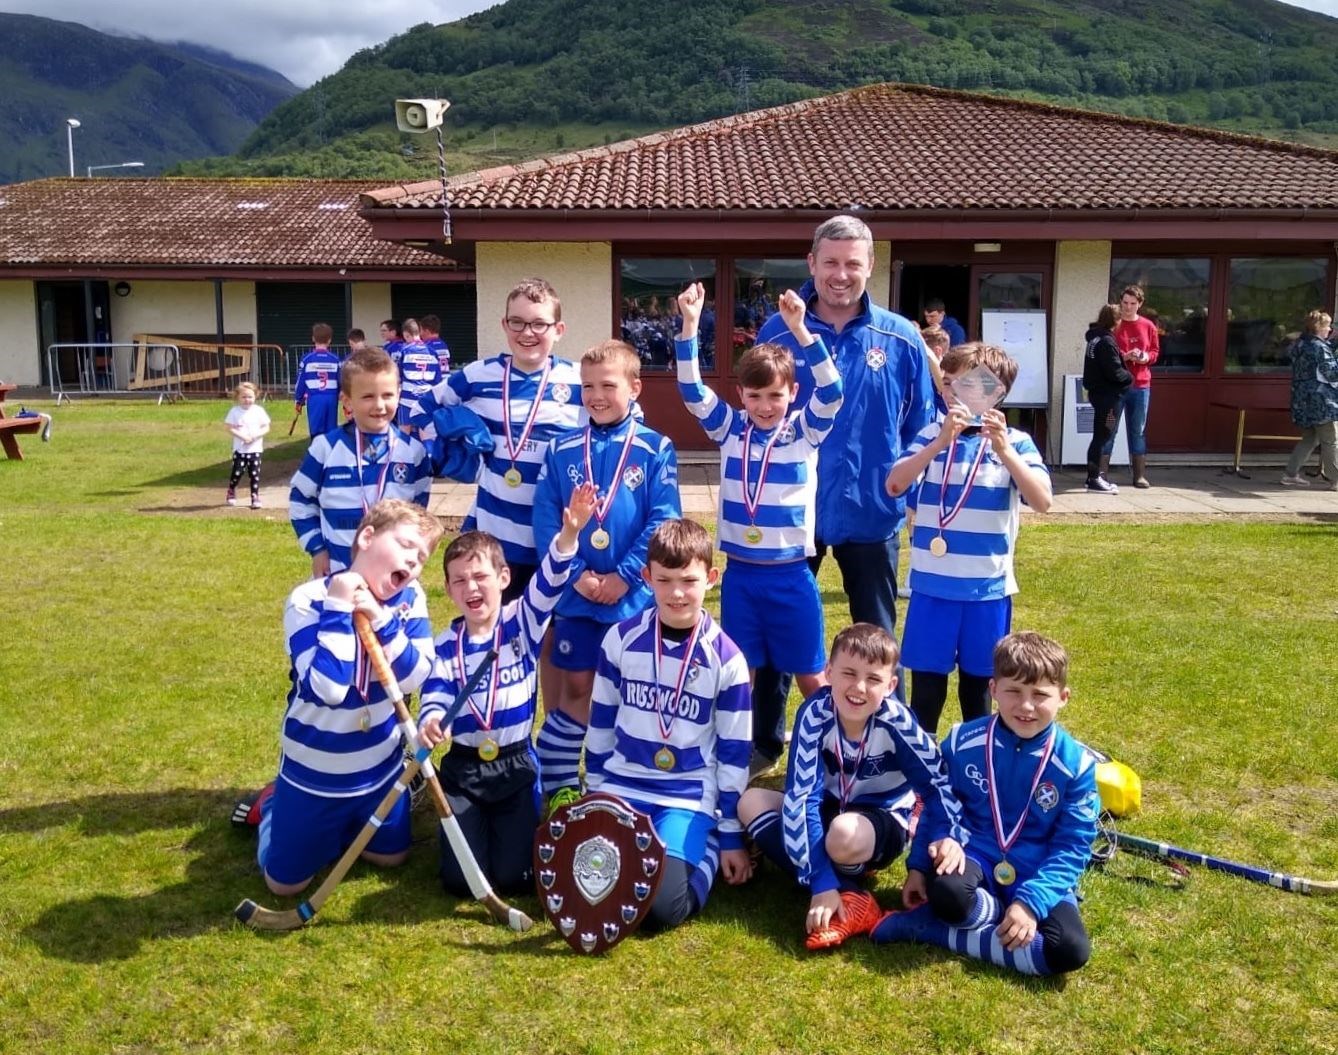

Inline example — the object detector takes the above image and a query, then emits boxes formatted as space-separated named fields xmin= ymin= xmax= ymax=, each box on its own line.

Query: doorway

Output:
xmin=898 ymin=264 xmax=971 ymax=336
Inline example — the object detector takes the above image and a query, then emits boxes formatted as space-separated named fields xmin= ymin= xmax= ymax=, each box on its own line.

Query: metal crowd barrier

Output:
xmin=47 ymin=342 xmax=184 ymax=405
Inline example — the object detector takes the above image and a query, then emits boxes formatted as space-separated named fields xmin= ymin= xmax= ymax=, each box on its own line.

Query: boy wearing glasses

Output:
xmin=413 ymin=278 xmax=583 ymax=600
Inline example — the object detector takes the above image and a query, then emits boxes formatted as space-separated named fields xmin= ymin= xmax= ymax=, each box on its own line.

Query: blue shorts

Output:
xmin=900 ymin=594 xmax=1012 ymax=677
xmin=720 ymin=559 xmax=826 ymax=675
xmin=551 ymin=615 xmax=612 ymax=672
xmin=626 ymin=800 xmax=714 ymax=866
xmin=258 ymin=775 xmax=411 ymax=886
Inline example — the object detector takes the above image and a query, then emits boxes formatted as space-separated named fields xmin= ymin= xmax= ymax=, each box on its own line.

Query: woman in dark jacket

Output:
xmin=1083 ymin=304 xmax=1133 ymax=494
xmin=1281 ymin=309 xmax=1338 ymax=489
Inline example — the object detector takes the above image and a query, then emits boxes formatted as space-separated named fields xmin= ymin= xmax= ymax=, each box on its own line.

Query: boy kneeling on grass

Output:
xmin=256 ymin=499 xmax=442 ymax=896
xmin=871 ymin=631 xmax=1097 ymax=976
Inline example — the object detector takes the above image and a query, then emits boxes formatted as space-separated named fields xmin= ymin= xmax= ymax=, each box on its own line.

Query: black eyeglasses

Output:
xmin=505 ymin=317 xmax=556 ymax=335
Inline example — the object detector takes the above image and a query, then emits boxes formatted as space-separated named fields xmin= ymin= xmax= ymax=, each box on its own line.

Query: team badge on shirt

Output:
xmin=776 ymin=423 xmax=795 ymax=444
xmin=866 ymin=347 xmax=887 ymax=370
xmin=392 ymin=463 xmax=409 ymax=484
xmin=551 ymin=382 xmax=571 ymax=404
xmin=1035 ymin=781 xmax=1059 ymax=811
xmin=622 ymin=465 xmax=645 ymax=491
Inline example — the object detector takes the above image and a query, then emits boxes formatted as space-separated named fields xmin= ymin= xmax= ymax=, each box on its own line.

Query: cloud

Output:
xmin=0 ymin=0 xmax=499 ymax=86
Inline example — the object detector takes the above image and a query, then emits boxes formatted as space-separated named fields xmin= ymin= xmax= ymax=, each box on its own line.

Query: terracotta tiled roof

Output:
xmin=363 ymin=83 xmax=1338 ymax=214
xmin=0 ymin=178 xmax=459 ymax=269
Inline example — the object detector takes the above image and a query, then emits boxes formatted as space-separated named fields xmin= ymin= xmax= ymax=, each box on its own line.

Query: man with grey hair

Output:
xmin=748 ymin=214 xmax=936 ymax=770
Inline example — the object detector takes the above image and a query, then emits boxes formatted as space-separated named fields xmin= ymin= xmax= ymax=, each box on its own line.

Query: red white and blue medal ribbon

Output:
xmin=583 ymin=419 xmax=637 ymax=538
xmin=739 ymin=415 xmax=787 ymax=538
xmin=650 ymin=615 xmax=705 ymax=760
xmin=932 ymin=429 xmax=989 ymax=549
xmin=984 ymin=714 xmax=1056 ymax=884
xmin=454 ymin=622 xmax=504 ymax=736
xmin=355 ymin=425 xmax=395 ymax=515
xmin=501 ymin=357 xmax=551 ymax=480
xmin=832 ymin=718 xmax=871 ymax=811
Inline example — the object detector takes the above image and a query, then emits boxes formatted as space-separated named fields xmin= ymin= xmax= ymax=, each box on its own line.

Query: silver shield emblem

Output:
xmin=573 ymin=835 xmax=621 ymax=906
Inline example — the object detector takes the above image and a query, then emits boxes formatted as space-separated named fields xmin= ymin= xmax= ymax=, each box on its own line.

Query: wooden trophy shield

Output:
xmin=534 ymin=792 xmax=666 ymax=954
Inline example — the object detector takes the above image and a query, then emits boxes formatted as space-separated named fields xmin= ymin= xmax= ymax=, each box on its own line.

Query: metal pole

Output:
xmin=215 ymin=279 xmax=227 ymax=393
xmin=67 ymin=126 xmax=76 ymax=178
xmin=344 ymin=282 xmax=354 ymax=339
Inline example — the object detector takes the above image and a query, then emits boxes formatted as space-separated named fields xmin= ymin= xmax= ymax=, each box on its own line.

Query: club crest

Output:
xmin=550 ymin=382 xmax=572 ymax=404
xmin=1035 ymin=781 xmax=1060 ymax=811
xmin=623 ymin=465 xmax=645 ymax=490
xmin=392 ymin=462 xmax=409 ymax=484
xmin=866 ymin=347 xmax=887 ymax=370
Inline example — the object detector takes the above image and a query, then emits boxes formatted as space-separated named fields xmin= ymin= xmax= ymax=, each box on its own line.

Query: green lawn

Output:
xmin=1 ymin=400 xmax=1335 ymax=1055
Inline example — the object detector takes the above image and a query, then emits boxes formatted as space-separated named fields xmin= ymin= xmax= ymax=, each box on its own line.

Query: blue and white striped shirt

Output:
xmin=397 ymin=340 xmax=443 ymax=422
xmin=412 ymin=354 xmax=584 ymax=565
xmin=899 ymin=424 xmax=1048 ymax=601
xmin=418 ymin=538 xmax=575 ymax=751
xmin=288 ymin=424 xmax=434 ymax=572
xmin=425 ymin=336 xmax=450 ymax=374
xmin=279 ymin=579 xmax=434 ymax=797
xmin=675 ymin=334 xmax=843 ymax=561
xmin=586 ymin=609 xmax=752 ymax=850
xmin=294 ymin=348 xmax=340 ymax=405
xmin=782 ymin=688 xmax=967 ymax=893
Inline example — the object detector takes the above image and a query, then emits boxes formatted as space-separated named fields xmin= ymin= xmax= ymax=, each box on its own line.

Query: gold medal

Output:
xmin=993 ymin=859 xmax=1017 ymax=886
xmin=503 ymin=467 xmax=522 ymax=488
xmin=590 ymin=528 xmax=611 ymax=550
xmin=744 ymin=525 xmax=763 ymax=545
xmin=929 ymin=535 xmax=948 ymax=558
xmin=359 ymin=708 xmax=372 ymax=732
xmin=654 ymin=747 xmax=676 ymax=771
xmin=478 ymin=737 xmax=500 ymax=762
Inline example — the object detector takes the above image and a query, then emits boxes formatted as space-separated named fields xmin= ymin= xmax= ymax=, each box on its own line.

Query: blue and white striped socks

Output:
xmin=870 ymin=898 xmax=1051 ymax=976
xmin=536 ymin=709 xmax=586 ymax=796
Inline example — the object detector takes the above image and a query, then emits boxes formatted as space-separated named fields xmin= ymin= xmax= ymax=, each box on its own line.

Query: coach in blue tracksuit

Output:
xmin=750 ymin=214 xmax=936 ymax=765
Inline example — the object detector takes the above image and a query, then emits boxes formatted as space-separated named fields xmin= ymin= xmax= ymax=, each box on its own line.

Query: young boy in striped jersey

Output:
xmin=256 ymin=499 xmax=443 ymax=896
xmin=293 ymin=322 xmax=341 ymax=438
xmin=420 ymin=314 xmax=450 ymax=375
xmin=395 ymin=318 xmax=443 ymax=432
xmin=885 ymin=343 xmax=1052 ymax=738
xmin=289 ymin=347 xmax=435 ymax=578
xmin=412 ymin=278 xmax=584 ymax=601
xmin=415 ymin=482 xmax=597 ymax=898
xmin=532 ymin=340 xmax=681 ymax=807
xmin=871 ymin=632 xmax=1096 ymax=976
xmin=675 ymin=282 xmax=843 ymax=771
xmin=585 ymin=518 xmax=753 ymax=931
xmin=738 ymin=623 xmax=967 ymax=950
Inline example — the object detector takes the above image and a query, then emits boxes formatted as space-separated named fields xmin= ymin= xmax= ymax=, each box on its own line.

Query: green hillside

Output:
xmin=0 ymin=13 xmax=298 ymax=184
xmin=170 ymin=0 xmax=1338 ymax=180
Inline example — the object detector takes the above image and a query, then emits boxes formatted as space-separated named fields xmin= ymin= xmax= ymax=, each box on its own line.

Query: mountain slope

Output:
xmin=0 ymin=13 xmax=298 ymax=184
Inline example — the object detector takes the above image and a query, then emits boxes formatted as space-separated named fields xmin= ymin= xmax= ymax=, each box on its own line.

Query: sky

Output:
xmin=2 ymin=0 xmax=1336 ymax=88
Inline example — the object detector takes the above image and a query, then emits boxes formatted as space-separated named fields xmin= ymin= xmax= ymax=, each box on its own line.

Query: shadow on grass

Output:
xmin=136 ymin=445 xmax=307 ymax=492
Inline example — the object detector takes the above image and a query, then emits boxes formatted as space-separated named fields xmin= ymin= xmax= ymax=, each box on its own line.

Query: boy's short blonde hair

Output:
xmin=234 ymin=381 xmax=258 ymax=399
xmin=340 ymin=347 xmax=398 ymax=395
xmin=355 ymin=499 xmax=444 ymax=551
xmin=582 ymin=339 xmax=641 ymax=382
xmin=402 ymin=318 xmax=421 ymax=339
xmin=507 ymin=277 xmax=562 ymax=321
xmin=830 ymin=622 xmax=900 ymax=669
xmin=441 ymin=530 xmax=506 ymax=577
xmin=993 ymin=631 xmax=1068 ymax=688
xmin=940 ymin=341 xmax=1019 ymax=395
xmin=921 ymin=325 xmax=950 ymax=352
xmin=647 ymin=518 xmax=713 ymax=571
xmin=737 ymin=342 xmax=795 ymax=390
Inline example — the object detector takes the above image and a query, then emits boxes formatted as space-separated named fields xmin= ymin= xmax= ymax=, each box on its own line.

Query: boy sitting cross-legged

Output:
xmin=415 ymin=482 xmax=597 ymax=898
xmin=739 ymin=623 xmax=967 ymax=950
xmin=871 ymin=631 xmax=1098 ymax=976
xmin=256 ymin=499 xmax=443 ymax=896
xmin=583 ymin=518 xmax=753 ymax=932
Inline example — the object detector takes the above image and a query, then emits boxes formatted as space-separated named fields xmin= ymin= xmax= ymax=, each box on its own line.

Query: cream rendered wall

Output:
xmin=352 ymin=283 xmax=392 ymax=339
xmin=870 ymin=241 xmax=893 ymax=309
xmin=0 ymin=281 xmax=38 ymax=384
xmin=111 ymin=280 xmax=257 ymax=342
xmin=1050 ymin=240 xmax=1113 ymax=455
xmin=476 ymin=242 xmax=614 ymax=362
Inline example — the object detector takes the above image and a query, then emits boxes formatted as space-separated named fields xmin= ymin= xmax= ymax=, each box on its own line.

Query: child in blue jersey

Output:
xmin=395 ymin=317 xmax=443 ymax=431
xmin=872 ymin=632 xmax=1097 ymax=976
xmin=289 ymin=347 xmax=435 ymax=578
xmin=412 ymin=278 xmax=584 ymax=601
xmin=256 ymin=499 xmax=443 ymax=896
xmin=675 ymin=282 xmax=843 ymax=753
xmin=420 ymin=313 xmax=450 ymax=375
xmin=885 ymin=342 xmax=1053 ymax=738
xmin=585 ymin=518 xmax=753 ymax=931
xmin=532 ymin=340 xmax=681 ymax=806
xmin=379 ymin=319 xmax=404 ymax=364
xmin=416 ymin=483 xmax=596 ymax=897
xmin=738 ymin=624 xmax=967 ymax=950
xmin=293 ymin=322 xmax=341 ymax=438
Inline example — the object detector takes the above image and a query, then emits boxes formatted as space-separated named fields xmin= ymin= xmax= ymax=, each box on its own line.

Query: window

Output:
xmin=1225 ymin=257 xmax=1328 ymax=374
xmin=978 ymin=271 xmax=1043 ymax=311
xmin=1110 ymin=258 xmax=1210 ymax=373
xmin=619 ymin=258 xmax=716 ymax=372
xmin=732 ymin=258 xmax=809 ymax=364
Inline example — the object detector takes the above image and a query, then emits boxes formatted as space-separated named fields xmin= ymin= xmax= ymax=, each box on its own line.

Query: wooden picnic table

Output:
xmin=0 ymin=384 xmax=43 ymax=461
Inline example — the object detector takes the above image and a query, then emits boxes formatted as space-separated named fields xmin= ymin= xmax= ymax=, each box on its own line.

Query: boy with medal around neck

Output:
xmin=872 ymin=632 xmax=1098 ymax=977
xmin=584 ymin=518 xmax=754 ymax=932
xmin=884 ymin=342 xmax=1052 ymax=738
xmin=289 ymin=347 xmax=435 ymax=578
xmin=415 ymin=482 xmax=598 ymax=899
xmin=673 ymin=281 xmax=844 ymax=717
xmin=412 ymin=278 xmax=583 ymax=601
xmin=531 ymin=340 xmax=681 ymax=810
xmin=737 ymin=623 xmax=968 ymax=950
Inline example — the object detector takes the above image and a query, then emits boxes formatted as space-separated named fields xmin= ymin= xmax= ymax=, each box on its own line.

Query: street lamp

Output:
xmin=65 ymin=118 xmax=80 ymax=178
xmin=87 ymin=162 xmax=145 ymax=178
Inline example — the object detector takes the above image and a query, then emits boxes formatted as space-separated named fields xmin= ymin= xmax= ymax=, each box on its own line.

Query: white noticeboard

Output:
xmin=1060 ymin=374 xmax=1130 ymax=467
xmin=980 ymin=309 xmax=1048 ymax=407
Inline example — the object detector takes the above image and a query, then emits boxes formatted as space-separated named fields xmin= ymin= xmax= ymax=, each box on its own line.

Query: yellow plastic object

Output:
xmin=1096 ymin=760 xmax=1142 ymax=817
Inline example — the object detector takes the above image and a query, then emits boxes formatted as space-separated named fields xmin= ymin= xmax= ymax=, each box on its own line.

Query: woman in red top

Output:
xmin=1101 ymin=284 xmax=1159 ymax=488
